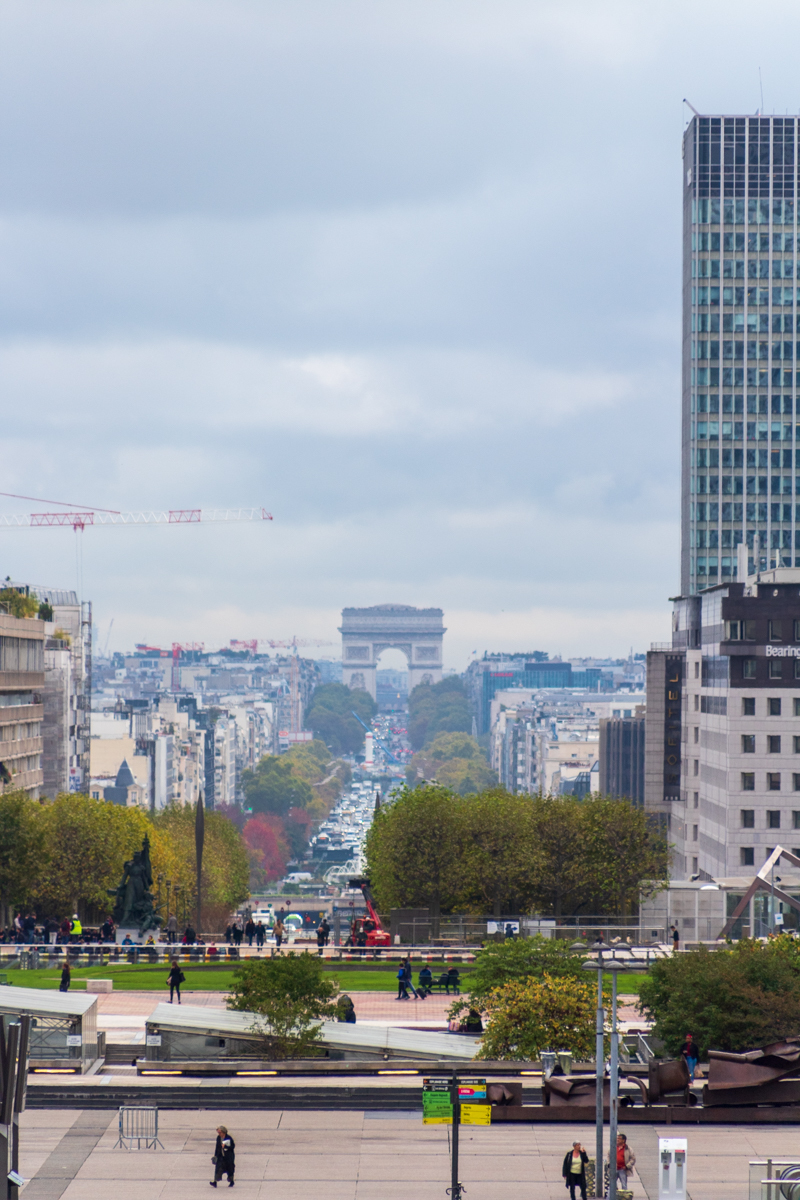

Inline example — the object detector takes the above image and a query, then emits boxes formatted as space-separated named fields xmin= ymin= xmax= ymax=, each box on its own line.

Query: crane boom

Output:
xmin=0 ymin=507 xmax=272 ymax=530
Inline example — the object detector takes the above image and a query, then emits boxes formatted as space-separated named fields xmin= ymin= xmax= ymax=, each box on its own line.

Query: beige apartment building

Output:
xmin=0 ymin=612 xmax=46 ymax=797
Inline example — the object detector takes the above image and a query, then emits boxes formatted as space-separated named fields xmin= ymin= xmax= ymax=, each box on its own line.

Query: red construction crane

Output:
xmin=0 ymin=507 xmax=272 ymax=530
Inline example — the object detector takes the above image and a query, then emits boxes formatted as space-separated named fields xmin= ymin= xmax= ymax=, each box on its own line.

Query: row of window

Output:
xmin=741 ymin=734 xmax=800 ymax=753
xmin=695 ymin=394 xmax=782 ymax=412
xmin=693 ymin=197 xmax=796 ymax=224
xmin=694 ymin=367 xmax=798 ymax=386
xmin=694 ymin=232 xmax=800 ymax=252
xmin=741 ymin=772 xmax=800 ymax=790
xmin=694 ymin=557 xmax=800 ymax=577
xmin=729 ymin=623 xmax=800 ymax=644
xmin=693 ymin=259 xmax=799 ymax=280
xmin=740 ymin=808 xmax=800 ymax=827
xmin=694 ymin=286 xmax=796 ymax=305
xmin=694 ymin=340 xmax=800 ymax=359
xmin=697 ymin=449 xmax=797 ymax=467
xmin=739 ymin=846 xmax=796 ymax=866
xmin=695 ymin=432 xmax=796 ymax=446
xmin=694 ymin=314 xmax=800 ymax=333
xmin=695 ymin=476 xmax=798 ymax=495
xmin=694 ymin=501 xmax=797 ymax=521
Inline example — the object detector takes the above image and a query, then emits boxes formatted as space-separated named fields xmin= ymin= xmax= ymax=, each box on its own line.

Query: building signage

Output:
xmin=663 ymin=655 xmax=683 ymax=803
xmin=765 ymin=645 xmax=800 ymax=658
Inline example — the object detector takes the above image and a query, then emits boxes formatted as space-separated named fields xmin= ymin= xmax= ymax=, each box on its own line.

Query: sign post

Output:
xmin=422 ymin=1074 xmax=489 ymax=1200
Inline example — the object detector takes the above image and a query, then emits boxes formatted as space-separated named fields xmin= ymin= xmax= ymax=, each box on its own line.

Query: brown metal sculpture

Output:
xmin=703 ymin=1038 xmax=800 ymax=1107
xmin=544 ymin=1075 xmax=611 ymax=1107
xmin=625 ymin=1057 xmax=694 ymax=1106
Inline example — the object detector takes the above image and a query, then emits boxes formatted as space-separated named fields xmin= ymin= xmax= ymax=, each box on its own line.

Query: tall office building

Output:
xmin=683 ymin=114 xmax=799 ymax=595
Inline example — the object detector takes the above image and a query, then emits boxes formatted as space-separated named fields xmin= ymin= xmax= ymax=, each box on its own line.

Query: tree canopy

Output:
xmin=304 ymin=683 xmax=377 ymax=756
xmin=408 ymin=676 xmax=471 ymax=750
xmin=227 ymin=952 xmax=339 ymax=1058
xmin=475 ymin=972 xmax=600 ymax=1061
xmin=366 ymin=785 xmax=668 ymax=920
xmin=406 ymin=732 xmax=497 ymax=795
xmin=638 ymin=936 xmax=800 ymax=1057
xmin=464 ymin=935 xmax=588 ymax=1000
xmin=242 ymin=756 xmax=315 ymax=817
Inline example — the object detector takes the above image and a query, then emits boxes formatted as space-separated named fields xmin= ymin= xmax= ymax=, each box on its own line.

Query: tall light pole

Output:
xmin=581 ymin=940 xmax=611 ymax=1197
xmin=604 ymin=957 xmax=631 ymax=1200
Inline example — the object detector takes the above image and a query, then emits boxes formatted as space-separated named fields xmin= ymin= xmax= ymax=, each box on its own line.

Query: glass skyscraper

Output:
xmin=683 ymin=114 xmax=799 ymax=595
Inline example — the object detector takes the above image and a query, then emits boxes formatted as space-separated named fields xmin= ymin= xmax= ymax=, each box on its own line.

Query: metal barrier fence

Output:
xmin=115 ymin=1107 xmax=163 ymax=1150
xmin=749 ymin=1161 xmax=800 ymax=1200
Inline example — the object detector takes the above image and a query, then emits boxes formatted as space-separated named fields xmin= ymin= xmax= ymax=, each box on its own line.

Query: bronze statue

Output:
xmin=108 ymin=835 xmax=162 ymax=935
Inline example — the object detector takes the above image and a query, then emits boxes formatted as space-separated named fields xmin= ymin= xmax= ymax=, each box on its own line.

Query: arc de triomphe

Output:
xmin=339 ymin=605 xmax=445 ymax=701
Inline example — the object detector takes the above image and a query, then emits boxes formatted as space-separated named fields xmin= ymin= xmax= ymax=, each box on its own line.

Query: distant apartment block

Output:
xmin=0 ymin=611 xmax=45 ymax=797
xmin=599 ymin=712 xmax=645 ymax=805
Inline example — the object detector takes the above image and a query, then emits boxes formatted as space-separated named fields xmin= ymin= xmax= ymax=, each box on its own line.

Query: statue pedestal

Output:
xmin=115 ymin=927 xmax=143 ymax=945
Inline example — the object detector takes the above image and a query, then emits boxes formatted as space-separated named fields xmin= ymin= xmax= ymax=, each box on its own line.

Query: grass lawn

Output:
xmin=0 ymin=962 xmax=644 ymax=995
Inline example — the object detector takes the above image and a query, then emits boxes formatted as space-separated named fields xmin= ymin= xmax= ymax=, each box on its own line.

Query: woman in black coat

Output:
xmin=562 ymin=1142 xmax=589 ymax=1200
xmin=210 ymin=1125 xmax=235 ymax=1187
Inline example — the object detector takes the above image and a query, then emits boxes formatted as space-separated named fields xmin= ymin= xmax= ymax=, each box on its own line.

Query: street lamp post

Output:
xmin=604 ymin=957 xmax=631 ymax=1200
xmin=581 ymin=940 xmax=611 ymax=1197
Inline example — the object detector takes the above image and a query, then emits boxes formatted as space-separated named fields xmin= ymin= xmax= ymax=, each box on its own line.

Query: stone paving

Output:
xmin=17 ymin=1107 xmax=798 ymax=1200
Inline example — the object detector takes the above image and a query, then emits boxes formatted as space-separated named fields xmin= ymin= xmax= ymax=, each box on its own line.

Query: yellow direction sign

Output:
xmin=460 ymin=1103 xmax=491 ymax=1126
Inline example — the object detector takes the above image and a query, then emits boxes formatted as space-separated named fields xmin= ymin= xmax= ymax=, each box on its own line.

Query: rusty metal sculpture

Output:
xmin=544 ymin=1075 xmax=611 ymax=1107
xmin=702 ymin=1038 xmax=800 ymax=1107
xmin=625 ymin=1057 xmax=694 ymax=1107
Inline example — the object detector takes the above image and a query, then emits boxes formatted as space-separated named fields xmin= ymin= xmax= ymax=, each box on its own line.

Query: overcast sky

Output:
xmin=3 ymin=0 xmax=800 ymax=669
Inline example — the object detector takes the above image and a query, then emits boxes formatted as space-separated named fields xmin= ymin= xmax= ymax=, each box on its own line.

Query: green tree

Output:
xmin=406 ymin=732 xmax=496 ymax=795
xmin=408 ymin=677 xmax=471 ymax=750
xmin=0 ymin=791 xmax=46 ymax=925
xmin=464 ymin=935 xmax=588 ymax=1001
xmin=457 ymin=789 xmax=537 ymax=914
xmin=365 ymin=783 xmax=463 ymax=934
xmin=0 ymin=588 xmax=38 ymax=619
xmin=283 ymin=739 xmax=350 ymax=817
xmin=227 ymin=952 xmax=340 ymax=1058
xmin=528 ymin=795 xmax=590 ymax=918
xmin=34 ymin=793 xmax=152 ymax=918
xmin=475 ymin=972 xmax=601 ymax=1061
xmin=304 ymin=683 xmax=376 ymax=756
xmin=638 ymin=937 xmax=800 ymax=1057
xmin=242 ymin=756 xmax=314 ymax=817
xmin=580 ymin=796 xmax=669 ymax=915
xmin=154 ymin=804 xmax=250 ymax=931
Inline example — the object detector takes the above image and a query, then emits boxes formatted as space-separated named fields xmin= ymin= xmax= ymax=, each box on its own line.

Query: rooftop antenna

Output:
xmin=759 ymin=67 xmax=764 ymax=114
xmin=683 ymin=98 xmax=700 ymax=117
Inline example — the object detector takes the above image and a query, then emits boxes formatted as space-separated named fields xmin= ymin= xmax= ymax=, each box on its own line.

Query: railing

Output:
xmin=749 ymin=1161 xmax=800 ymax=1200
xmin=115 ymin=1106 xmax=163 ymax=1151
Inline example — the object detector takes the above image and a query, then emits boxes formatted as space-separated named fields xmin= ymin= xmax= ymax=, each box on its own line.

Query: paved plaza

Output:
xmin=17 ymin=1107 xmax=794 ymax=1200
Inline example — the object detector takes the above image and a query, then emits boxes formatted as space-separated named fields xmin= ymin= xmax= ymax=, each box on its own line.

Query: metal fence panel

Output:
xmin=115 ymin=1106 xmax=163 ymax=1150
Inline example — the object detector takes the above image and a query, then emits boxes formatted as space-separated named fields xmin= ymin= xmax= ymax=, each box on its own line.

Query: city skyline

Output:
xmin=7 ymin=3 xmax=800 ymax=664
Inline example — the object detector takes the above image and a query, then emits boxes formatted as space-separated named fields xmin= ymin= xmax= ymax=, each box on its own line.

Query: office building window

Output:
xmin=794 ymin=812 xmax=800 ymax=829
xmin=741 ymin=847 xmax=755 ymax=866
xmin=769 ymin=697 xmax=782 ymax=716
xmin=795 ymin=619 xmax=800 ymax=641
xmin=742 ymin=734 xmax=756 ymax=753
xmin=693 ymin=759 xmax=699 ymax=775
xmin=770 ymin=660 xmax=784 ymax=679
xmin=795 ymin=699 xmax=800 ymax=718
xmin=768 ymin=810 xmax=782 ymax=828
xmin=743 ymin=659 xmax=757 ymax=678
xmin=693 ymin=792 xmax=699 ymax=808
xmin=692 ymin=824 xmax=698 ymax=841
xmin=768 ymin=773 xmax=782 ymax=791
xmin=692 ymin=856 xmax=699 ymax=874
xmin=743 ymin=697 xmax=756 ymax=715
xmin=741 ymin=808 xmax=755 ymax=826
xmin=694 ymin=726 xmax=699 ymax=743
xmin=742 ymin=775 xmax=755 ymax=793
xmin=770 ymin=620 xmax=783 ymax=641
xmin=769 ymin=735 xmax=782 ymax=753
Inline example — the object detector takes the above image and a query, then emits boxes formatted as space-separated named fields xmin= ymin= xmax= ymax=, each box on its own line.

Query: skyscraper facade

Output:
xmin=683 ymin=114 xmax=798 ymax=596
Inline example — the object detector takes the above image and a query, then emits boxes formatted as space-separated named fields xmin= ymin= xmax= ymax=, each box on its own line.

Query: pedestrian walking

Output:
xmin=59 ymin=962 xmax=71 ymax=993
xmin=167 ymin=913 xmax=178 ymax=944
xmin=245 ymin=919 xmax=256 ymax=947
xmin=316 ymin=921 xmax=326 ymax=956
xmin=255 ymin=922 xmax=265 ymax=950
xmin=562 ymin=1142 xmax=589 ymax=1200
xmin=607 ymin=1133 xmax=635 ymax=1194
xmin=273 ymin=919 xmax=285 ymax=951
xmin=671 ymin=923 xmax=680 ymax=952
xmin=320 ymin=917 xmax=330 ymax=946
xmin=681 ymin=1032 xmax=701 ymax=1080
xmin=396 ymin=963 xmax=409 ymax=1000
xmin=167 ymin=960 xmax=185 ymax=1004
xmin=210 ymin=1125 xmax=235 ymax=1188
xmin=402 ymin=957 xmax=418 ymax=997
